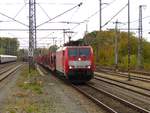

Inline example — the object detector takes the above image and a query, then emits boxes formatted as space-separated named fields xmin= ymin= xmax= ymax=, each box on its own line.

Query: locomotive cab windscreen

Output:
xmin=79 ymin=48 xmax=90 ymax=57
xmin=68 ymin=48 xmax=90 ymax=58
xmin=68 ymin=48 xmax=78 ymax=57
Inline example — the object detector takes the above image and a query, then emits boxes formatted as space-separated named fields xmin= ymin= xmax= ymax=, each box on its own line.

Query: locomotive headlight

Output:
xmin=87 ymin=65 xmax=91 ymax=69
xmin=69 ymin=66 xmax=72 ymax=69
xmin=78 ymin=58 xmax=81 ymax=61
xmin=69 ymin=66 xmax=74 ymax=69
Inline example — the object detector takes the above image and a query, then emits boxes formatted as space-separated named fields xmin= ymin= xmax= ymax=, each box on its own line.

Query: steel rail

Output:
xmin=71 ymin=84 xmax=118 ymax=113
xmin=87 ymin=84 xmax=150 ymax=113
xmin=0 ymin=64 xmax=22 ymax=82
xmin=38 ymin=64 xmax=116 ymax=113
xmin=131 ymin=70 xmax=150 ymax=76
xmin=96 ymin=69 xmax=150 ymax=82
xmin=96 ymin=65 xmax=150 ymax=76
xmin=95 ymin=72 xmax=150 ymax=91
xmin=94 ymin=76 xmax=150 ymax=97
xmin=0 ymin=62 xmax=16 ymax=69
xmin=0 ymin=66 xmax=15 ymax=75
xmin=0 ymin=63 xmax=18 ymax=75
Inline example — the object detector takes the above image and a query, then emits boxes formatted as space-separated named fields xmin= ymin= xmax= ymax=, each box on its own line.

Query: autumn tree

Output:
xmin=0 ymin=37 xmax=19 ymax=55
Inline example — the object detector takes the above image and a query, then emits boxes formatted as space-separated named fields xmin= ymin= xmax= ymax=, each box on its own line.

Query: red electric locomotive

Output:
xmin=36 ymin=45 xmax=95 ymax=83
xmin=56 ymin=46 xmax=95 ymax=82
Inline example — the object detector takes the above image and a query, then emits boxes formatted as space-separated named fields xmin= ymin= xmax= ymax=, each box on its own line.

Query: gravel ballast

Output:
xmin=0 ymin=65 xmax=106 ymax=113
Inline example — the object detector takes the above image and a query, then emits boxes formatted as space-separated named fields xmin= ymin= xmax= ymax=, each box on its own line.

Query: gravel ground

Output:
xmin=0 ymin=64 xmax=25 ymax=110
xmin=36 ymin=66 xmax=107 ymax=113
xmin=0 ymin=64 xmax=107 ymax=113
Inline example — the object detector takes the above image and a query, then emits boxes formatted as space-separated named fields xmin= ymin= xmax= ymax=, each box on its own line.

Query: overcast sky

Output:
xmin=0 ymin=0 xmax=150 ymax=48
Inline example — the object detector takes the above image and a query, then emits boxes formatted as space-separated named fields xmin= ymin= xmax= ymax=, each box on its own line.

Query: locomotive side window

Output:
xmin=68 ymin=48 xmax=78 ymax=56
xmin=79 ymin=48 xmax=90 ymax=56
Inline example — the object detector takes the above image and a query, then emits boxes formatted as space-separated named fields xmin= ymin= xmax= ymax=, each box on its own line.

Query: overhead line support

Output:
xmin=29 ymin=0 xmax=36 ymax=72
xmin=127 ymin=0 xmax=131 ymax=81
xmin=99 ymin=0 xmax=102 ymax=31
xmin=138 ymin=5 xmax=146 ymax=69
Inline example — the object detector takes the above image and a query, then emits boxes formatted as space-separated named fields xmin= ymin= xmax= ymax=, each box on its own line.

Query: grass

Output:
xmin=17 ymin=66 xmax=43 ymax=94
xmin=5 ymin=104 xmax=40 ymax=113
xmin=25 ymin=104 xmax=39 ymax=113
xmin=21 ymin=82 xmax=43 ymax=94
xmin=3 ymin=65 xmax=44 ymax=113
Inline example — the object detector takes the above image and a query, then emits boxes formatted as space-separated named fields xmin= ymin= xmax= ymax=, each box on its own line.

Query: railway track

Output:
xmin=131 ymin=70 xmax=150 ymax=76
xmin=0 ymin=63 xmax=18 ymax=75
xmin=96 ymin=65 xmax=150 ymax=76
xmin=72 ymin=83 xmax=150 ymax=113
xmin=96 ymin=68 xmax=150 ymax=83
xmin=94 ymin=75 xmax=150 ymax=97
xmin=0 ymin=62 xmax=16 ymax=69
xmin=0 ymin=63 xmax=22 ymax=82
xmin=38 ymin=65 xmax=150 ymax=113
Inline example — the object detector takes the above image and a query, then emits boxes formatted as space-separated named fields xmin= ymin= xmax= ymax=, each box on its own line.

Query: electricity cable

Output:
xmin=0 ymin=12 xmax=28 ymax=27
xmin=36 ymin=2 xmax=83 ymax=28
xmin=70 ymin=0 xmax=117 ymax=31
xmin=37 ymin=3 xmax=51 ymax=20
xmin=13 ymin=4 xmax=27 ymax=19
xmin=102 ymin=3 xmax=128 ymax=28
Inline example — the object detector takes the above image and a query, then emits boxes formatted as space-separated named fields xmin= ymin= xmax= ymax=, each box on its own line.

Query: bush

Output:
xmin=119 ymin=55 xmax=137 ymax=69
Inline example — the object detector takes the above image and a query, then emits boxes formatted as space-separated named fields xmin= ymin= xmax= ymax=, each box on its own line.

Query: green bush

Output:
xmin=119 ymin=55 xmax=137 ymax=69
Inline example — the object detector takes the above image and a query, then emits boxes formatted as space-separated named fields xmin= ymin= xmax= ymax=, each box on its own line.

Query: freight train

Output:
xmin=36 ymin=46 xmax=95 ymax=83
xmin=0 ymin=55 xmax=17 ymax=63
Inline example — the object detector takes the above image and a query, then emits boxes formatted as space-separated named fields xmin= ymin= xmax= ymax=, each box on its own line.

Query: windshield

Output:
xmin=68 ymin=48 xmax=90 ymax=57
xmin=68 ymin=48 xmax=78 ymax=57
xmin=79 ymin=48 xmax=90 ymax=56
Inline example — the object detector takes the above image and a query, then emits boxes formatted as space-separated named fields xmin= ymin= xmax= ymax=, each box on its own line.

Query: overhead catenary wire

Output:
xmin=119 ymin=15 xmax=150 ymax=28
xmin=36 ymin=2 xmax=83 ymax=28
xmin=0 ymin=12 xmax=28 ymax=27
xmin=13 ymin=3 xmax=27 ymax=19
xmin=0 ymin=2 xmax=24 ymax=5
xmin=2 ymin=0 xmax=150 ymax=49
xmin=37 ymin=3 xmax=51 ymax=20
xmin=35 ymin=2 xmax=77 ymax=5
xmin=70 ymin=0 xmax=117 ymax=31
xmin=128 ymin=15 xmax=150 ymax=24
xmin=0 ymin=0 xmax=118 ymax=48
xmin=68 ymin=6 xmax=80 ymax=22
xmin=83 ymin=0 xmax=117 ymax=22
xmin=102 ymin=3 xmax=128 ymax=28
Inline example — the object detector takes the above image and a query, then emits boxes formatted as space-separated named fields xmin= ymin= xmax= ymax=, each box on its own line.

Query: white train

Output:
xmin=0 ymin=55 xmax=17 ymax=63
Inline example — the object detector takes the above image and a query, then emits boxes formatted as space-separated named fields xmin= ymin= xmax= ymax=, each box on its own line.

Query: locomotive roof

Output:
xmin=56 ymin=46 xmax=91 ymax=52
